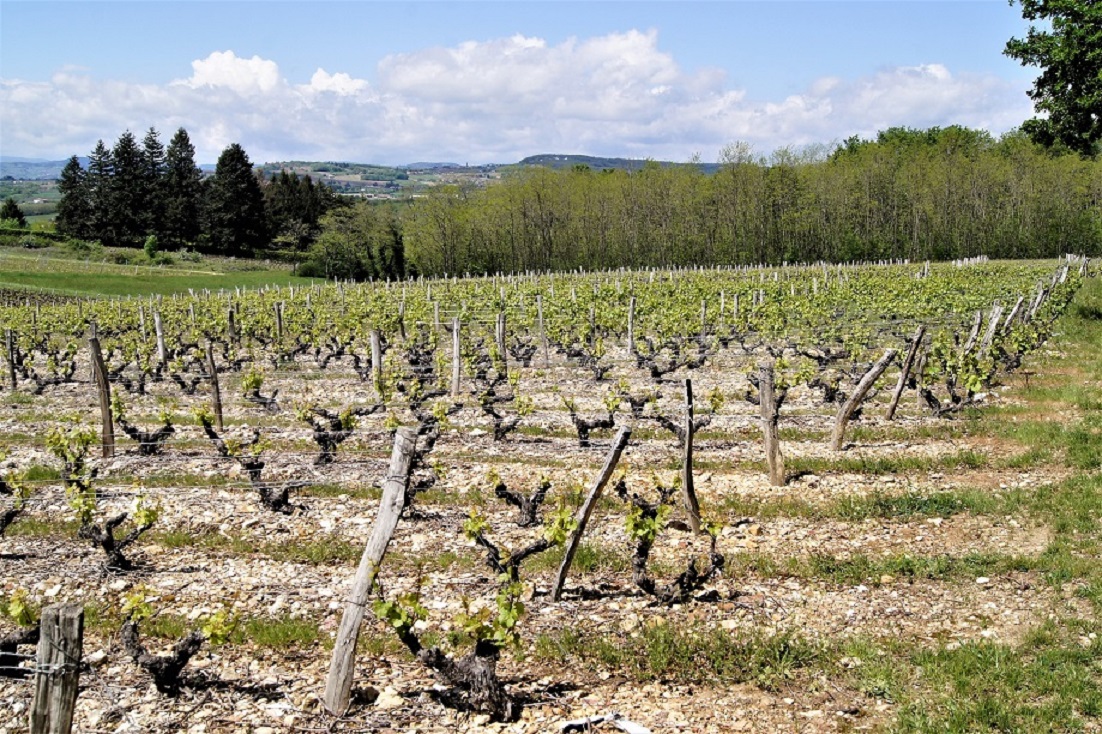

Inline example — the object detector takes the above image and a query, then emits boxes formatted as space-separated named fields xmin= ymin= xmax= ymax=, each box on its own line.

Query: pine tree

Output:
xmin=206 ymin=143 xmax=267 ymax=257
xmin=162 ymin=129 xmax=203 ymax=249
xmin=110 ymin=130 xmax=146 ymax=247
xmin=56 ymin=156 xmax=91 ymax=239
xmin=141 ymin=127 xmax=167 ymax=240
xmin=86 ymin=140 xmax=114 ymax=244
xmin=0 ymin=198 xmax=27 ymax=228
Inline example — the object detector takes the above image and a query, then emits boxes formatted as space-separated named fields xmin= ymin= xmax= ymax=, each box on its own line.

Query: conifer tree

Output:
xmin=56 ymin=155 xmax=91 ymax=239
xmin=140 ymin=127 xmax=167 ymax=240
xmin=110 ymin=130 xmax=146 ymax=246
xmin=163 ymin=128 xmax=204 ymax=249
xmin=206 ymin=143 xmax=267 ymax=256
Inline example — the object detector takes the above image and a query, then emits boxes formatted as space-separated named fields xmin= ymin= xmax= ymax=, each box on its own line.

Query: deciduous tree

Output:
xmin=1005 ymin=0 xmax=1102 ymax=155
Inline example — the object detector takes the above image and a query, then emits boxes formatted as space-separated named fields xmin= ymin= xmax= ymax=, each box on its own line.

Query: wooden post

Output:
xmin=206 ymin=343 xmax=224 ymax=431
xmin=978 ymin=303 xmax=1005 ymax=356
xmin=961 ymin=310 xmax=983 ymax=354
xmin=681 ymin=379 xmax=702 ymax=533
xmin=451 ymin=318 xmax=462 ymax=398
xmin=552 ymin=427 xmax=631 ymax=601
xmin=88 ymin=336 xmax=114 ymax=459
xmin=369 ymin=329 xmax=383 ymax=395
xmin=831 ymin=349 xmax=897 ymax=451
xmin=495 ymin=312 xmax=507 ymax=370
xmin=759 ymin=362 xmax=785 ymax=487
xmin=887 ymin=326 xmax=925 ymax=421
xmin=30 ymin=603 xmax=84 ymax=734
xmin=275 ymin=302 xmax=284 ymax=341
xmin=627 ymin=295 xmax=636 ymax=355
xmin=5 ymin=329 xmax=16 ymax=391
xmin=137 ymin=306 xmax=147 ymax=341
xmin=433 ymin=301 xmax=441 ymax=332
xmin=227 ymin=306 xmax=238 ymax=346
xmin=153 ymin=311 xmax=166 ymax=366
xmin=397 ymin=301 xmax=407 ymax=341
xmin=537 ymin=295 xmax=549 ymax=368
xmin=323 ymin=428 xmax=417 ymax=716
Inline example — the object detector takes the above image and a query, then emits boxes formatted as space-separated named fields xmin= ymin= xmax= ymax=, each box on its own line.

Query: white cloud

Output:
xmin=0 ymin=34 xmax=1033 ymax=165
xmin=178 ymin=50 xmax=283 ymax=96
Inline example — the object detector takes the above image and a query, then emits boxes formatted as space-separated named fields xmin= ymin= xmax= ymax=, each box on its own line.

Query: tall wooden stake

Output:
xmin=759 ymin=362 xmax=785 ymax=486
xmin=887 ymin=326 xmax=925 ymax=421
xmin=5 ymin=329 xmax=16 ymax=391
xmin=323 ymin=428 xmax=417 ymax=716
xmin=552 ymin=427 xmax=631 ymax=601
xmin=451 ymin=318 xmax=462 ymax=398
xmin=206 ymin=343 xmax=224 ymax=431
xmin=681 ymin=379 xmax=702 ymax=533
xmin=831 ymin=349 xmax=897 ymax=451
xmin=88 ymin=336 xmax=114 ymax=459
xmin=30 ymin=603 xmax=84 ymax=734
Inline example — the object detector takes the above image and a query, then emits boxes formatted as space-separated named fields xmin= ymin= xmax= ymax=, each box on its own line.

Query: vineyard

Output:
xmin=0 ymin=256 xmax=1099 ymax=733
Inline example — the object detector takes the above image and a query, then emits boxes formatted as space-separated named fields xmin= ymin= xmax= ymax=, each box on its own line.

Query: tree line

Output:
xmin=54 ymin=128 xmax=344 ymax=260
xmin=402 ymin=127 xmax=1101 ymax=275
xmin=50 ymin=125 xmax=1101 ymax=280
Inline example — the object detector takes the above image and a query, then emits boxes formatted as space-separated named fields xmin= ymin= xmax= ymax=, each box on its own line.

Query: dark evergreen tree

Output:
xmin=205 ymin=144 xmax=267 ymax=257
xmin=56 ymin=156 xmax=91 ymax=238
xmin=110 ymin=130 xmax=146 ymax=247
xmin=0 ymin=198 xmax=27 ymax=228
xmin=140 ymin=127 xmax=167 ymax=240
xmin=85 ymin=140 xmax=115 ymax=244
xmin=163 ymin=128 xmax=203 ymax=249
xmin=263 ymin=170 xmax=341 ymax=258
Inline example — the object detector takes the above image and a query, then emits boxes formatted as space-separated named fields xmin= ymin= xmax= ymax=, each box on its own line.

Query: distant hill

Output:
xmin=0 ymin=157 xmax=88 ymax=180
xmin=401 ymin=162 xmax=463 ymax=170
xmin=0 ymin=156 xmax=215 ymax=180
xmin=516 ymin=153 xmax=721 ymax=174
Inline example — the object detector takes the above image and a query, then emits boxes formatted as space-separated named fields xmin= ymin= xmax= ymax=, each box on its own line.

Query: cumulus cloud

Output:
xmin=178 ymin=50 xmax=283 ymax=95
xmin=0 ymin=34 xmax=1033 ymax=165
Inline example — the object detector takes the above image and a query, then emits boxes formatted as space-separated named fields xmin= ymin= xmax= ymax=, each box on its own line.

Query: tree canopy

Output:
xmin=1005 ymin=0 xmax=1102 ymax=155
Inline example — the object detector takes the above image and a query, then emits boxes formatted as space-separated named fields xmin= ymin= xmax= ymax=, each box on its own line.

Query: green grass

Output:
xmin=887 ymin=623 xmax=1102 ymax=733
xmin=0 ymin=248 xmax=320 ymax=297
xmin=533 ymin=623 xmax=831 ymax=690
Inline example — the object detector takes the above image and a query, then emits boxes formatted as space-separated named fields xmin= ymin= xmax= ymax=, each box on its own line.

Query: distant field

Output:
xmin=0 ymin=249 xmax=320 ymax=297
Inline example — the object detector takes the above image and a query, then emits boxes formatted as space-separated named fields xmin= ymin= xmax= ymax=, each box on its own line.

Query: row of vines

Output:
xmin=0 ymin=255 xmax=1091 ymax=724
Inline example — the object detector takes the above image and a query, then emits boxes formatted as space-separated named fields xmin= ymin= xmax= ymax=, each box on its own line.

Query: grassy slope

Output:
xmin=0 ymin=249 xmax=320 ymax=296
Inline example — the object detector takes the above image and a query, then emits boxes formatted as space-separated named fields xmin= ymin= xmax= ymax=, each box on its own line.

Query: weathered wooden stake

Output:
xmin=681 ymin=379 xmax=702 ymax=533
xmin=451 ymin=318 xmax=462 ymax=398
xmin=627 ymin=296 xmax=636 ymax=354
xmin=30 ymin=603 xmax=84 ymax=734
xmin=831 ymin=349 xmax=897 ymax=451
xmin=5 ymin=329 xmax=16 ymax=391
xmin=369 ymin=330 xmax=383 ymax=394
xmin=153 ymin=311 xmax=166 ymax=366
xmin=206 ymin=343 xmax=224 ymax=431
xmin=759 ymin=362 xmax=785 ymax=486
xmin=887 ymin=326 xmax=925 ymax=421
xmin=495 ymin=312 xmax=507 ymax=370
xmin=536 ymin=295 xmax=549 ymax=368
xmin=88 ymin=336 xmax=114 ymax=459
xmin=323 ymin=428 xmax=417 ymax=716
xmin=552 ymin=427 xmax=631 ymax=601
xmin=227 ymin=306 xmax=238 ymax=346
xmin=961 ymin=310 xmax=983 ymax=354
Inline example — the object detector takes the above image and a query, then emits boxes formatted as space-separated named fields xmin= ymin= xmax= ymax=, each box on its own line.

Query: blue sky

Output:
xmin=1 ymin=1 xmax=1040 ymax=165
